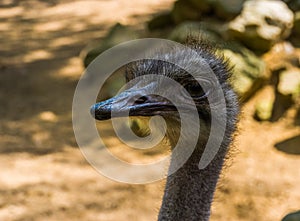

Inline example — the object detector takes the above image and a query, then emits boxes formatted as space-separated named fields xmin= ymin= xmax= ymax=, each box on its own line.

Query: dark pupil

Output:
xmin=186 ymin=83 xmax=206 ymax=98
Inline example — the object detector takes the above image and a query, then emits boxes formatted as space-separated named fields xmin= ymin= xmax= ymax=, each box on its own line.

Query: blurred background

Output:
xmin=0 ymin=0 xmax=299 ymax=220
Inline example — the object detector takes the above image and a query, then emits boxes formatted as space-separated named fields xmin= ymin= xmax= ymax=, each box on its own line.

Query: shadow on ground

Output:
xmin=275 ymin=135 xmax=300 ymax=155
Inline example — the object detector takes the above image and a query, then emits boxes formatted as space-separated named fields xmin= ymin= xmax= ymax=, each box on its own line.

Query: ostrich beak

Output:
xmin=90 ymin=90 xmax=176 ymax=121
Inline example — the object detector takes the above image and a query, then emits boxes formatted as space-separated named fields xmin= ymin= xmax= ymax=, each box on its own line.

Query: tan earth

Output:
xmin=0 ymin=1 xmax=300 ymax=221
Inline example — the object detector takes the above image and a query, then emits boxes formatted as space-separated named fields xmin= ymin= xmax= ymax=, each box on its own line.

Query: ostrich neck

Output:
xmin=158 ymin=135 xmax=227 ymax=221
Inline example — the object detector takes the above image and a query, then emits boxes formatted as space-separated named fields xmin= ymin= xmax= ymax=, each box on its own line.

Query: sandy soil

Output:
xmin=0 ymin=1 xmax=300 ymax=221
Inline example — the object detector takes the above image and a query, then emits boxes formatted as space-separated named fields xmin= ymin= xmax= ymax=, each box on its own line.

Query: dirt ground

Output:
xmin=0 ymin=1 xmax=300 ymax=221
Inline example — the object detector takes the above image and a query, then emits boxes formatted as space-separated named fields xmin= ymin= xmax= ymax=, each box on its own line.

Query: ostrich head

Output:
xmin=91 ymin=38 xmax=238 ymax=149
xmin=90 ymin=37 xmax=239 ymax=220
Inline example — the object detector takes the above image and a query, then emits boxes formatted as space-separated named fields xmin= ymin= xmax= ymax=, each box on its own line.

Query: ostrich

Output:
xmin=90 ymin=37 xmax=239 ymax=221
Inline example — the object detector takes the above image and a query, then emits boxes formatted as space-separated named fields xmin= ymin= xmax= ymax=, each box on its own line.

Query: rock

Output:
xmin=186 ymin=0 xmax=213 ymax=13
xmin=170 ymin=0 xmax=243 ymax=22
xmin=254 ymin=100 xmax=273 ymax=121
xmin=264 ymin=67 xmax=294 ymax=122
xmin=81 ymin=23 xmax=140 ymax=67
xmin=278 ymin=69 xmax=300 ymax=97
xmin=213 ymin=0 xmax=245 ymax=20
xmin=168 ymin=21 xmax=223 ymax=44
xmin=221 ymin=42 xmax=266 ymax=101
xmin=228 ymin=0 xmax=294 ymax=52
xmin=269 ymin=68 xmax=295 ymax=121
xmin=253 ymin=67 xmax=300 ymax=122
xmin=148 ymin=13 xmax=174 ymax=30
xmin=169 ymin=23 xmax=266 ymax=101
xmin=282 ymin=210 xmax=300 ymax=221
xmin=171 ymin=0 xmax=202 ymax=24
xmin=263 ymin=42 xmax=300 ymax=72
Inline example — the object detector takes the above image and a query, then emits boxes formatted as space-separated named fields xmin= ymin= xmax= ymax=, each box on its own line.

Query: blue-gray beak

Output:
xmin=90 ymin=90 xmax=176 ymax=121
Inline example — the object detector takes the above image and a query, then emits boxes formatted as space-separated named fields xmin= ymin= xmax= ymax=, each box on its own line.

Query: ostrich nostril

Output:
xmin=134 ymin=95 xmax=149 ymax=104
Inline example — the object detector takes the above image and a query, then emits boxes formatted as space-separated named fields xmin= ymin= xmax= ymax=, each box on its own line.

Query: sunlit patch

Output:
xmin=55 ymin=57 xmax=83 ymax=79
xmin=278 ymin=69 xmax=300 ymax=95
xmin=32 ymin=19 xmax=89 ymax=32
xmin=23 ymin=50 xmax=54 ymax=63
xmin=49 ymin=37 xmax=82 ymax=48
xmin=38 ymin=111 xmax=58 ymax=123
xmin=0 ymin=6 xmax=23 ymax=18
xmin=0 ymin=23 xmax=11 ymax=32
xmin=0 ymin=205 xmax=27 ymax=221
xmin=33 ymin=21 xmax=66 ymax=32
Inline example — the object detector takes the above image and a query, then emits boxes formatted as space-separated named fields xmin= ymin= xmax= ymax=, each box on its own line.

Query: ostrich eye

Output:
xmin=185 ymin=82 xmax=207 ymax=99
